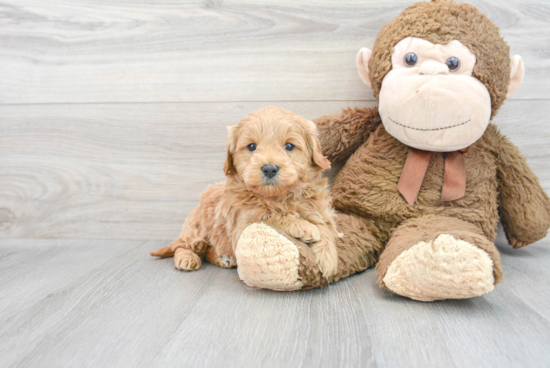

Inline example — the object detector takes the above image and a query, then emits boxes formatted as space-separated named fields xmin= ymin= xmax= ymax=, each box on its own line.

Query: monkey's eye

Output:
xmin=247 ymin=143 xmax=257 ymax=151
xmin=404 ymin=52 xmax=418 ymax=67
xmin=446 ymin=57 xmax=460 ymax=72
xmin=285 ymin=143 xmax=295 ymax=151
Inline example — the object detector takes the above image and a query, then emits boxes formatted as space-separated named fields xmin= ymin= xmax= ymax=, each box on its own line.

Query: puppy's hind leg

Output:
xmin=174 ymin=248 xmax=202 ymax=271
xmin=166 ymin=235 xmax=209 ymax=271
xmin=205 ymin=246 xmax=236 ymax=269
xmin=150 ymin=235 xmax=203 ymax=271
xmin=150 ymin=199 xmax=211 ymax=258
xmin=150 ymin=237 xmax=185 ymax=257
xmin=151 ymin=182 xmax=224 ymax=270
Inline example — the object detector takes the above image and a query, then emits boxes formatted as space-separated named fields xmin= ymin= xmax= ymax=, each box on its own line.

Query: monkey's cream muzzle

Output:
xmin=378 ymin=37 xmax=491 ymax=152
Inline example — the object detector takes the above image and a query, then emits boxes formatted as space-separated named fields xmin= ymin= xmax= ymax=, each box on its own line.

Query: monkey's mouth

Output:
xmin=388 ymin=117 xmax=472 ymax=131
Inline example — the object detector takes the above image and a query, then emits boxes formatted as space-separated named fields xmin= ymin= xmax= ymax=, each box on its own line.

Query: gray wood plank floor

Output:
xmin=1 ymin=233 xmax=549 ymax=368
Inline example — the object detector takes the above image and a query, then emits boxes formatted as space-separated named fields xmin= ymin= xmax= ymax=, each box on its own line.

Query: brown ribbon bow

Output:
xmin=397 ymin=147 xmax=468 ymax=206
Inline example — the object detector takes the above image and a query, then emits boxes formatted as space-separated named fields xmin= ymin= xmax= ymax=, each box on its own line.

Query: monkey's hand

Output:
xmin=497 ymin=134 xmax=550 ymax=248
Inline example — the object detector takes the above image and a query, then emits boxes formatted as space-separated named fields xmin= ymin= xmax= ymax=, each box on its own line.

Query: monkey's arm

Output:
xmin=314 ymin=107 xmax=382 ymax=163
xmin=496 ymin=135 xmax=550 ymax=248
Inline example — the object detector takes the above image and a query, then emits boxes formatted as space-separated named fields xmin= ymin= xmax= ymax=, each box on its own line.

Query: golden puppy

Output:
xmin=150 ymin=106 xmax=339 ymax=277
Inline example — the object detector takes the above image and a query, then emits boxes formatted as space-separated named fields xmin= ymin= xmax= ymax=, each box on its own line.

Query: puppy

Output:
xmin=150 ymin=106 xmax=339 ymax=277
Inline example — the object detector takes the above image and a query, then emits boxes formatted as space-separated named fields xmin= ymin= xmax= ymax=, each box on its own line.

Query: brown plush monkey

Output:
xmin=235 ymin=0 xmax=550 ymax=300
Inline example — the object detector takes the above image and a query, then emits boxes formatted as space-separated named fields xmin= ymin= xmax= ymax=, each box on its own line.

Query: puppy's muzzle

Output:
xmin=262 ymin=164 xmax=279 ymax=180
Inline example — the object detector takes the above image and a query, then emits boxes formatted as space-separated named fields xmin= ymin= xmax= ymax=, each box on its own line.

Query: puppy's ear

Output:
xmin=224 ymin=125 xmax=238 ymax=176
xmin=303 ymin=120 xmax=331 ymax=170
xmin=223 ymin=144 xmax=236 ymax=176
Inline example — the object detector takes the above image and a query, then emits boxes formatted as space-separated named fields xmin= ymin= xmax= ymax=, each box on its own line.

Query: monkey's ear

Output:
xmin=507 ymin=55 xmax=524 ymax=98
xmin=356 ymin=47 xmax=373 ymax=87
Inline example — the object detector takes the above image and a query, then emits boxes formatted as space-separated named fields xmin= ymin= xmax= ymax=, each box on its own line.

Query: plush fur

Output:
xmin=382 ymin=234 xmax=495 ymax=301
xmin=150 ymin=106 xmax=340 ymax=278
xmin=308 ymin=106 xmax=549 ymax=296
xmin=237 ymin=223 xmax=304 ymax=291
xmin=233 ymin=0 xmax=550 ymax=300
xmin=368 ymin=0 xmax=510 ymax=120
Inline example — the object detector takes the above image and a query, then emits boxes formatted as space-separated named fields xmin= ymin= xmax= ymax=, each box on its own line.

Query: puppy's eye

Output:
xmin=285 ymin=143 xmax=295 ymax=151
xmin=247 ymin=143 xmax=257 ymax=152
xmin=404 ymin=52 xmax=418 ymax=67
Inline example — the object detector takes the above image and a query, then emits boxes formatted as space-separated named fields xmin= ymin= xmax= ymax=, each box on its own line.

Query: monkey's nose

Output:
xmin=419 ymin=61 xmax=449 ymax=76
xmin=262 ymin=164 xmax=279 ymax=179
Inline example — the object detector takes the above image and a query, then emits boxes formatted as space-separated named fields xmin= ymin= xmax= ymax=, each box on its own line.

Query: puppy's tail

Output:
xmin=150 ymin=245 xmax=175 ymax=258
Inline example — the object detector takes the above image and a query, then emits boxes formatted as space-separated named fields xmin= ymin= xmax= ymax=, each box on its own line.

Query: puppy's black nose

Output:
xmin=262 ymin=164 xmax=279 ymax=179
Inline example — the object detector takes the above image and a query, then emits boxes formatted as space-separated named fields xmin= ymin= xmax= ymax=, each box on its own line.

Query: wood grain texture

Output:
xmin=1 ymin=2 xmax=549 ymax=367
xmin=1 ymin=100 xmax=548 ymax=240
xmin=0 ymin=236 xmax=549 ymax=368
xmin=0 ymin=0 xmax=549 ymax=104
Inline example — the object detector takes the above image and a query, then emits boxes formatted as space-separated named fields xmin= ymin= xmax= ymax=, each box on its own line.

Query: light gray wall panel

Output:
xmin=0 ymin=0 xmax=548 ymax=103
xmin=1 ymin=100 xmax=547 ymax=239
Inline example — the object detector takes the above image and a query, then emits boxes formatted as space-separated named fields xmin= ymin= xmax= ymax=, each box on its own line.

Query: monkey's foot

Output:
xmin=236 ymin=223 xmax=303 ymax=291
xmin=382 ymin=234 xmax=495 ymax=301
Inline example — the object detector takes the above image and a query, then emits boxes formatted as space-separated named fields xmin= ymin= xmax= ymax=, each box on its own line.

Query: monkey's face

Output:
xmin=356 ymin=2 xmax=524 ymax=152
xmin=376 ymin=37 xmax=490 ymax=152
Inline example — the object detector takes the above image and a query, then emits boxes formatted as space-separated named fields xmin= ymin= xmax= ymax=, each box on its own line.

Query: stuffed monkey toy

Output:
xmin=235 ymin=0 xmax=550 ymax=301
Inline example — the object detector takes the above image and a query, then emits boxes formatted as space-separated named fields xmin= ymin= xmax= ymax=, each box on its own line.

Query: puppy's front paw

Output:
xmin=174 ymin=248 xmax=201 ymax=271
xmin=218 ymin=254 xmax=237 ymax=268
xmin=287 ymin=221 xmax=321 ymax=244
xmin=311 ymin=241 xmax=338 ymax=278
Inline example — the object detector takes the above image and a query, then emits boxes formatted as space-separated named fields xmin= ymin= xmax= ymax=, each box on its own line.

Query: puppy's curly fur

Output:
xmin=151 ymin=106 xmax=339 ymax=277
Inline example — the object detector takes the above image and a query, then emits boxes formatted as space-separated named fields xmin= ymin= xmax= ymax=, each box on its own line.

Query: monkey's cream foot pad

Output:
xmin=236 ymin=223 xmax=303 ymax=291
xmin=383 ymin=234 xmax=495 ymax=302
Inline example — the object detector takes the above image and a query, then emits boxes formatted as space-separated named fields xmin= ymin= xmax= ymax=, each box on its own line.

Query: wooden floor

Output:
xmin=1 ymin=232 xmax=549 ymax=368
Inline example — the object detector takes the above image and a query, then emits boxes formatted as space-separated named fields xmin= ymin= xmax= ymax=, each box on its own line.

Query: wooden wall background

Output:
xmin=1 ymin=0 xmax=549 ymax=240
